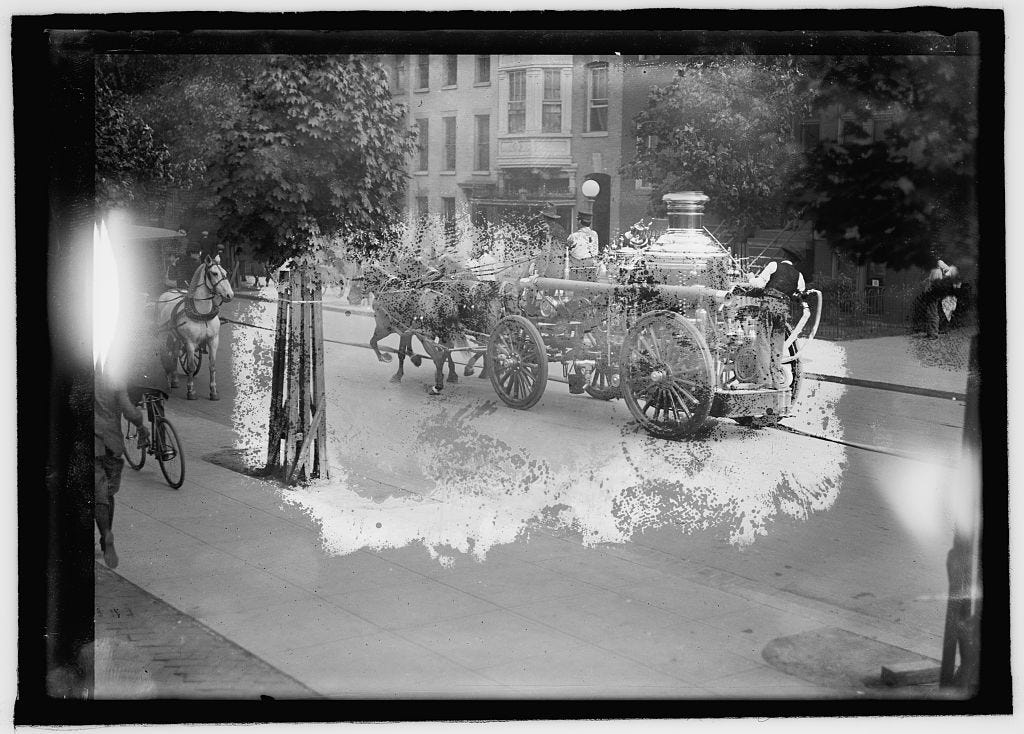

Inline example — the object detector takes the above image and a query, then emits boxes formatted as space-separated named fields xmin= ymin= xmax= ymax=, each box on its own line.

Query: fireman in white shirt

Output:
xmin=566 ymin=210 xmax=600 ymax=281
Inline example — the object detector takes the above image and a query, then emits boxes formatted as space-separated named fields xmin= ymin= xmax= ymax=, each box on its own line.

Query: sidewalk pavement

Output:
xmin=109 ymin=415 xmax=941 ymax=699
xmin=103 ymin=414 xmax=950 ymax=699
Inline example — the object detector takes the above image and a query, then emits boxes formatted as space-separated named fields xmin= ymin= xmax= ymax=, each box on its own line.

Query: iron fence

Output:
xmin=793 ymin=281 xmax=934 ymax=341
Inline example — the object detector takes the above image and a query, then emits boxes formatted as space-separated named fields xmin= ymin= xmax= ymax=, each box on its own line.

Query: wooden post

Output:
xmin=265 ymin=289 xmax=289 ymax=470
xmin=283 ymin=272 xmax=302 ymax=475
xmin=265 ymin=264 xmax=331 ymax=484
xmin=311 ymin=281 xmax=329 ymax=480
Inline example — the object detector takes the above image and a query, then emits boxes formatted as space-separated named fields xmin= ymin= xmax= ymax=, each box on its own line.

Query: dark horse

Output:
xmin=365 ymin=263 xmax=462 ymax=394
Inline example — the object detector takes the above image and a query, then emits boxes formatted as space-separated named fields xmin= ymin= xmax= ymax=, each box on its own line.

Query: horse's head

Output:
xmin=202 ymin=255 xmax=234 ymax=303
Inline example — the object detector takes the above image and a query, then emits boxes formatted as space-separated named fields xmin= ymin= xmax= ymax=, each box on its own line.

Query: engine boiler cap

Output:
xmin=662 ymin=191 xmax=710 ymax=206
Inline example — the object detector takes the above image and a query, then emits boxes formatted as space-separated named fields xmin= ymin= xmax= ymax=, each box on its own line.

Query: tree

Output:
xmin=622 ymin=56 xmax=813 ymax=237
xmin=209 ymin=55 xmax=417 ymax=274
xmin=94 ymin=54 xmax=249 ymax=214
xmin=207 ymin=55 xmax=417 ymax=480
xmin=95 ymin=72 xmax=180 ymax=211
xmin=789 ymin=54 xmax=979 ymax=270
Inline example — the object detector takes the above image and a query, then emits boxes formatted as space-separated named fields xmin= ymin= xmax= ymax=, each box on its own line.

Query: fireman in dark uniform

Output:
xmin=747 ymin=247 xmax=806 ymax=389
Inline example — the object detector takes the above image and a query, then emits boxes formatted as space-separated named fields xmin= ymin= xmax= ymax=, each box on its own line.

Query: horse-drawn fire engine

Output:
xmin=373 ymin=191 xmax=822 ymax=440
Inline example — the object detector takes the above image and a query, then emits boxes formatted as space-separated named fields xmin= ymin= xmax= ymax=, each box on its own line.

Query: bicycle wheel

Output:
xmin=121 ymin=413 xmax=146 ymax=470
xmin=154 ymin=416 xmax=186 ymax=489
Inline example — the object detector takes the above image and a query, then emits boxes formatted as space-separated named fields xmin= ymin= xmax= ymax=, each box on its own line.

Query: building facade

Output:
xmin=384 ymin=53 xmax=635 ymax=247
xmin=382 ymin=53 xmax=960 ymax=289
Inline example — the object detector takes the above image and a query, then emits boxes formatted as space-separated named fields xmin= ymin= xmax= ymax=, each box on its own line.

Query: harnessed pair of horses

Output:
xmin=365 ymin=241 xmax=560 ymax=395
xmin=155 ymin=256 xmax=234 ymax=400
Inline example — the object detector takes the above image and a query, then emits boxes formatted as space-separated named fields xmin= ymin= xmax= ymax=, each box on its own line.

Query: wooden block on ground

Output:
xmin=880 ymin=660 xmax=941 ymax=687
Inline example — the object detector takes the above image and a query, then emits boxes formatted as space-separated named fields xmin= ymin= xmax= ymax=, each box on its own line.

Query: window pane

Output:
xmin=395 ymin=55 xmax=407 ymax=92
xmin=590 ymin=65 xmax=607 ymax=99
xmin=416 ymin=119 xmax=429 ymax=170
xmin=509 ymin=104 xmax=525 ymax=134
xmin=417 ymin=55 xmax=429 ymax=89
xmin=508 ymin=70 xmax=525 ymax=100
xmin=445 ymin=55 xmax=457 ymax=86
xmin=475 ymin=114 xmax=489 ymax=170
xmin=542 ymin=103 xmax=561 ymax=133
xmin=416 ymin=197 xmax=428 ymax=219
xmin=444 ymin=117 xmax=456 ymax=170
xmin=508 ymin=70 xmax=526 ymax=134
xmin=588 ymin=65 xmax=609 ymax=132
xmin=543 ymin=69 xmax=560 ymax=100
xmin=476 ymin=55 xmax=490 ymax=83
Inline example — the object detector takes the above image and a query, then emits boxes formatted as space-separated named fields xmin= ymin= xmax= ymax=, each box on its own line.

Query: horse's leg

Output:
xmin=391 ymin=333 xmax=409 ymax=383
xmin=207 ymin=333 xmax=220 ymax=400
xmin=369 ymin=319 xmax=393 ymax=363
xmin=184 ymin=343 xmax=199 ymax=400
xmin=161 ymin=336 xmax=179 ymax=389
xmin=464 ymin=350 xmax=484 ymax=377
xmin=407 ymin=339 xmax=422 ymax=367
xmin=429 ymin=348 xmax=446 ymax=395
xmin=446 ymin=344 xmax=458 ymax=383
xmin=478 ymin=352 xmax=490 ymax=379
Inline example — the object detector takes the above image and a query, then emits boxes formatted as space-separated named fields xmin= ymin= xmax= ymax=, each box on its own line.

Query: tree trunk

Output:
xmin=265 ymin=265 xmax=330 ymax=483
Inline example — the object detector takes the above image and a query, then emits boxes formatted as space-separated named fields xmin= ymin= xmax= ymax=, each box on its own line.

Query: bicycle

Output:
xmin=121 ymin=386 xmax=186 ymax=489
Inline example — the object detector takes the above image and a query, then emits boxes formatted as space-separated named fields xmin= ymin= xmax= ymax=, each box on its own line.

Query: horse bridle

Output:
xmin=199 ymin=262 xmax=230 ymax=308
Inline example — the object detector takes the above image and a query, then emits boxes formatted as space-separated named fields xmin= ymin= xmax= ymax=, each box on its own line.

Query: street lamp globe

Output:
xmin=580 ymin=179 xmax=600 ymax=199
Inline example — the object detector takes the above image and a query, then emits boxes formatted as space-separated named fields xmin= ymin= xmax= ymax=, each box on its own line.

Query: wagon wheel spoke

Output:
xmin=520 ymin=366 xmax=536 ymax=391
xmin=508 ymin=371 xmax=522 ymax=398
xmin=668 ymin=383 xmax=697 ymax=412
xmin=666 ymin=384 xmax=696 ymax=417
xmin=498 ymin=369 xmax=516 ymax=394
xmin=638 ymin=329 xmax=663 ymax=363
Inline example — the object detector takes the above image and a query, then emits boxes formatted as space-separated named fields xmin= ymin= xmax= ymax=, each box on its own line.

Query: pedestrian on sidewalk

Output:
xmin=230 ymin=245 xmax=246 ymax=289
xmin=924 ymin=255 xmax=961 ymax=338
xmin=95 ymin=363 xmax=149 ymax=569
xmin=747 ymin=247 xmax=806 ymax=388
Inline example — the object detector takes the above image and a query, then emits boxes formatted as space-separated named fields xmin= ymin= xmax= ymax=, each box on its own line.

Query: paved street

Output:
xmin=98 ymin=287 xmax=972 ymax=699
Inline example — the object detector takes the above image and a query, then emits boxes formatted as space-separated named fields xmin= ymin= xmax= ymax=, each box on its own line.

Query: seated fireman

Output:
xmin=746 ymin=247 xmax=806 ymax=389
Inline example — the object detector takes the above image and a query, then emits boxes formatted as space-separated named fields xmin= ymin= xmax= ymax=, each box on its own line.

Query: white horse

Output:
xmin=155 ymin=256 xmax=234 ymax=400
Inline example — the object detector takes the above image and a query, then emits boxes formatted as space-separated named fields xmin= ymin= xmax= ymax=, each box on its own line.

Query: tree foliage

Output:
xmin=622 ymin=56 xmax=812 ymax=236
xmin=94 ymin=55 xmax=249 ymax=213
xmin=95 ymin=67 xmax=178 ymax=210
xmin=790 ymin=55 xmax=979 ymax=270
xmin=209 ymin=55 xmax=417 ymax=276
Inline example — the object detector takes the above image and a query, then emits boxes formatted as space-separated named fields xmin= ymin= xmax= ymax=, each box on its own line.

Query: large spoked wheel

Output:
xmin=487 ymin=315 xmax=548 ymax=410
xmin=620 ymin=310 xmax=715 ymax=439
xmin=584 ymin=357 xmax=621 ymax=400
xmin=121 ymin=413 xmax=146 ymax=470
xmin=154 ymin=416 xmax=186 ymax=489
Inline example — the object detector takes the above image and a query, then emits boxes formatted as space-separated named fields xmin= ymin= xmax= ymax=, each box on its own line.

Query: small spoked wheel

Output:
xmin=620 ymin=311 xmax=714 ymax=439
xmin=121 ymin=413 xmax=146 ymax=470
xmin=487 ymin=315 xmax=548 ymax=410
xmin=154 ymin=416 xmax=186 ymax=489
xmin=584 ymin=358 xmax=621 ymax=400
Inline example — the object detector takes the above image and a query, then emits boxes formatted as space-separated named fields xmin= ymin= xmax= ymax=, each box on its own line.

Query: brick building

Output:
xmin=385 ymin=53 xmax=635 ymax=249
